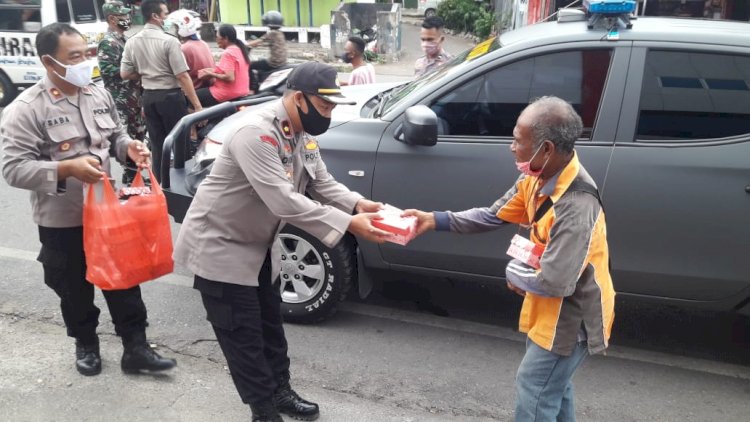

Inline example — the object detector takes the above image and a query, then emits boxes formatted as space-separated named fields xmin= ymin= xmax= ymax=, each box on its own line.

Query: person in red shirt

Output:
xmin=196 ymin=24 xmax=251 ymax=107
xmin=166 ymin=10 xmax=214 ymax=90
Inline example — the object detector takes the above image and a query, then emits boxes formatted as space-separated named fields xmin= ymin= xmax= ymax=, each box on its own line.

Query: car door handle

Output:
xmin=745 ymin=185 xmax=750 ymax=193
xmin=348 ymin=171 xmax=365 ymax=177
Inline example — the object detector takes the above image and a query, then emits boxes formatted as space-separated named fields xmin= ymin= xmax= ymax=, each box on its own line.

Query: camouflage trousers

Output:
xmin=113 ymin=99 xmax=147 ymax=184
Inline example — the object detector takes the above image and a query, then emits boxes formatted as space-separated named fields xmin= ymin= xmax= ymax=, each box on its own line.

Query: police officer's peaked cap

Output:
xmin=102 ymin=1 xmax=131 ymax=17
xmin=287 ymin=62 xmax=356 ymax=105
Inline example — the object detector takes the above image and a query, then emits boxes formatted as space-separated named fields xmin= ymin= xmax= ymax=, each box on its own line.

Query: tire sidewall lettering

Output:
xmin=304 ymin=254 xmax=336 ymax=313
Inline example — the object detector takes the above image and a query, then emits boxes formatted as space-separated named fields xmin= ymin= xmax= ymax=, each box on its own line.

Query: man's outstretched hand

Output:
xmin=402 ymin=209 xmax=436 ymax=236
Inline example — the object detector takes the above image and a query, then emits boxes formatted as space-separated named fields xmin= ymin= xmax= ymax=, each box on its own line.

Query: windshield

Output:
xmin=379 ymin=37 xmax=502 ymax=116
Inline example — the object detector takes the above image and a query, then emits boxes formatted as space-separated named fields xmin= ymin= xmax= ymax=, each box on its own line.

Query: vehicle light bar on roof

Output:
xmin=584 ymin=0 xmax=636 ymax=15
xmin=582 ymin=0 xmax=636 ymax=36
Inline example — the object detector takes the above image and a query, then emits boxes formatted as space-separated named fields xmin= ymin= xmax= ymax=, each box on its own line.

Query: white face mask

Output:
xmin=47 ymin=55 xmax=94 ymax=88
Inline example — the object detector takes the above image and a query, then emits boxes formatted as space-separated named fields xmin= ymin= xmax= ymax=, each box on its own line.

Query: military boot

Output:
xmin=75 ymin=339 xmax=101 ymax=376
xmin=250 ymin=399 xmax=283 ymax=422
xmin=120 ymin=331 xmax=176 ymax=374
xmin=273 ymin=375 xmax=319 ymax=421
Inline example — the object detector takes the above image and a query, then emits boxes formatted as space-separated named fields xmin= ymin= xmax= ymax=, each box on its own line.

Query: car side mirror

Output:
xmin=397 ymin=105 xmax=438 ymax=146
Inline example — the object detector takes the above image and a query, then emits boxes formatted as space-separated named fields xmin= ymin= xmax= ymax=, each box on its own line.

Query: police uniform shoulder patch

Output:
xmin=259 ymin=134 xmax=279 ymax=148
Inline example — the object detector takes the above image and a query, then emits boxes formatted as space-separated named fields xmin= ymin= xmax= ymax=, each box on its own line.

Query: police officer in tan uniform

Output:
xmin=121 ymin=0 xmax=203 ymax=181
xmin=1 ymin=23 xmax=176 ymax=377
xmin=174 ymin=62 xmax=390 ymax=421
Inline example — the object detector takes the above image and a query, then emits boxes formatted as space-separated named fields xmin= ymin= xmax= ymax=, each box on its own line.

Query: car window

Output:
xmin=0 ymin=1 xmax=41 ymax=31
xmin=637 ymin=50 xmax=750 ymax=141
xmin=56 ymin=0 xmax=71 ymax=22
xmin=378 ymin=37 xmax=502 ymax=117
xmin=70 ymin=0 xmax=100 ymax=23
xmin=430 ymin=49 xmax=612 ymax=139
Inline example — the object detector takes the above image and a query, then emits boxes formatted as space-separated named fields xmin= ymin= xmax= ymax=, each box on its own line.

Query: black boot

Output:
xmin=249 ymin=399 xmax=283 ymax=422
xmin=121 ymin=331 xmax=176 ymax=374
xmin=273 ymin=375 xmax=319 ymax=421
xmin=75 ymin=339 xmax=101 ymax=376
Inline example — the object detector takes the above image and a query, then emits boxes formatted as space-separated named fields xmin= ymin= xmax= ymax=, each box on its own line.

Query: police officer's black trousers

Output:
xmin=194 ymin=254 xmax=291 ymax=405
xmin=142 ymin=88 xmax=188 ymax=181
xmin=37 ymin=226 xmax=148 ymax=345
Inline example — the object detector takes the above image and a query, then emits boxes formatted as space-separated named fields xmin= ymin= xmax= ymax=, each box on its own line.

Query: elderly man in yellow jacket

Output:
xmin=406 ymin=96 xmax=615 ymax=422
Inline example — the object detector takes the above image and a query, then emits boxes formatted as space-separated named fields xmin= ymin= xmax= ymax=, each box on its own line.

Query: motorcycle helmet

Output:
xmin=261 ymin=10 xmax=283 ymax=29
xmin=166 ymin=9 xmax=203 ymax=38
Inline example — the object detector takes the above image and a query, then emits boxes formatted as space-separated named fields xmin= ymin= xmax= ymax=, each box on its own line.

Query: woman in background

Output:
xmin=196 ymin=24 xmax=250 ymax=107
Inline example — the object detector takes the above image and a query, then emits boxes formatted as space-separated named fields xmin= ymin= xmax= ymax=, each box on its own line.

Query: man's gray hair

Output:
xmin=527 ymin=96 xmax=582 ymax=154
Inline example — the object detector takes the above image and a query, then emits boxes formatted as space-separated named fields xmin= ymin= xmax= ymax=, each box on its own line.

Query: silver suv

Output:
xmin=163 ymin=16 xmax=750 ymax=323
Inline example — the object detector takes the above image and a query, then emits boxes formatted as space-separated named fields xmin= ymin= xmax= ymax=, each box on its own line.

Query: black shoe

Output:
xmin=121 ymin=333 xmax=176 ymax=374
xmin=273 ymin=379 xmax=319 ymax=421
xmin=250 ymin=399 xmax=283 ymax=422
xmin=75 ymin=340 xmax=101 ymax=376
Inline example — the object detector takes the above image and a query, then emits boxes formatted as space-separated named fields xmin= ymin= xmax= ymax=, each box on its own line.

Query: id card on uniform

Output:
xmin=506 ymin=234 xmax=545 ymax=269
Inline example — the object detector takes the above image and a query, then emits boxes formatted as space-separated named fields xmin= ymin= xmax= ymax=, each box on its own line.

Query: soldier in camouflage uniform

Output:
xmin=98 ymin=1 xmax=146 ymax=183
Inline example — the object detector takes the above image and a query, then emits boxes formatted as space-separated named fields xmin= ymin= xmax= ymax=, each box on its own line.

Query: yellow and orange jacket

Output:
xmin=434 ymin=152 xmax=615 ymax=355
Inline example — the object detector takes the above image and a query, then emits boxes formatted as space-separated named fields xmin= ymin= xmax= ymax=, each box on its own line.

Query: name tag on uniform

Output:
xmin=506 ymin=234 xmax=545 ymax=269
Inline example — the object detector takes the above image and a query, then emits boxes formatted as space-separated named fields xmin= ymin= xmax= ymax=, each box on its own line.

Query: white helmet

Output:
xmin=166 ymin=9 xmax=202 ymax=38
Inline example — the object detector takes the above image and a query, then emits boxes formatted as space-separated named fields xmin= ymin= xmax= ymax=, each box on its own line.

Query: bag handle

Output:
xmin=86 ymin=176 xmax=118 ymax=205
xmin=130 ymin=167 xmax=162 ymax=195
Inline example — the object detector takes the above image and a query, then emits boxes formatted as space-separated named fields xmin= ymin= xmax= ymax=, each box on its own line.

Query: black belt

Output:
xmin=143 ymin=87 xmax=181 ymax=92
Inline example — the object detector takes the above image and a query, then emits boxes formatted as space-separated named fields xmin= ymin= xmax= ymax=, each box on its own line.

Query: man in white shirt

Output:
xmin=340 ymin=36 xmax=375 ymax=86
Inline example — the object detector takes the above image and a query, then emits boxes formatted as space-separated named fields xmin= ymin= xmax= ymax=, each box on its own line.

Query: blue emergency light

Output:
xmin=583 ymin=0 xmax=637 ymax=15
xmin=583 ymin=0 xmax=636 ymax=33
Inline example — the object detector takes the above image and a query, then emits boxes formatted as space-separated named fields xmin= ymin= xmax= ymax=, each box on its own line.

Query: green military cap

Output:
xmin=102 ymin=1 xmax=131 ymax=16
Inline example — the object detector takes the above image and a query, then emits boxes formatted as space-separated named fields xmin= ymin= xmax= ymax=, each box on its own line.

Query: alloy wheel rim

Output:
xmin=276 ymin=233 xmax=326 ymax=304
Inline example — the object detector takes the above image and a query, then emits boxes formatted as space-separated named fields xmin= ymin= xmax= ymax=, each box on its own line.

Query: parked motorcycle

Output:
xmin=250 ymin=63 xmax=295 ymax=94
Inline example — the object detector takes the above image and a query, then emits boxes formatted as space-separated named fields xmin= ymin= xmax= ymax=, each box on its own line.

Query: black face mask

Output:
xmin=341 ymin=53 xmax=352 ymax=64
xmin=116 ymin=18 xmax=131 ymax=31
xmin=296 ymin=95 xmax=331 ymax=136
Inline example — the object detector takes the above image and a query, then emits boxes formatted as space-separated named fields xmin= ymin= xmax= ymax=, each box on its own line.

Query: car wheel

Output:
xmin=425 ymin=8 xmax=437 ymax=17
xmin=277 ymin=226 xmax=356 ymax=324
xmin=0 ymin=72 xmax=18 ymax=107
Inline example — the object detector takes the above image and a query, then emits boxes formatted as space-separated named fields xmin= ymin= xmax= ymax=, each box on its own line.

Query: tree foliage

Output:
xmin=437 ymin=0 xmax=495 ymax=39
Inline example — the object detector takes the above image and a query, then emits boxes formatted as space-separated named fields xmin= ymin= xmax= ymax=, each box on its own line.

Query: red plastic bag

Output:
xmin=83 ymin=169 xmax=173 ymax=290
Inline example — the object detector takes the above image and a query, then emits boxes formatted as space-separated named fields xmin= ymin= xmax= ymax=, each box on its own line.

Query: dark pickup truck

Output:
xmin=161 ymin=16 xmax=750 ymax=323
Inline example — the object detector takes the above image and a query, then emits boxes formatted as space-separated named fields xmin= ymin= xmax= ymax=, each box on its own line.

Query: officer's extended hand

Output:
xmin=355 ymin=198 xmax=384 ymax=214
xmin=402 ymin=209 xmax=436 ymax=236
xmin=127 ymin=140 xmax=151 ymax=168
xmin=59 ymin=156 xmax=105 ymax=184
xmin=348 ymin=213 xmax=391 ymax=244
